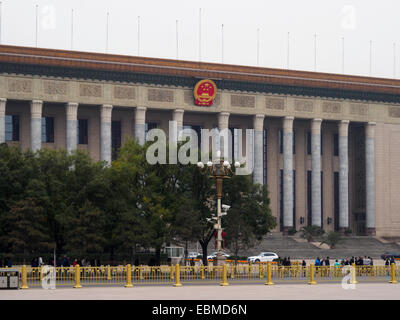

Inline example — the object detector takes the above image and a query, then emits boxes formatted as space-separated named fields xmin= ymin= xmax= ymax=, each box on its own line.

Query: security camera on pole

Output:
xmin=197 ymin=151 xmax=239 ymax=266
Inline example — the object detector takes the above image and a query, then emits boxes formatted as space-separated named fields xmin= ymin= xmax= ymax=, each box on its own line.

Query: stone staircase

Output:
xmin=236 ymin=234 xmax=400 ymax=260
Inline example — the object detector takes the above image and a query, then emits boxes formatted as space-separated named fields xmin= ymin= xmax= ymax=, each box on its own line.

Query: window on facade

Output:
xmin=77 ymin=119 xmax=88 ymax=145
xmin=112 ymin=121 xmax=121 ymax=161
xmin=145 ymin=122 xmax=158 ymax=137
xmin=5 ymin=115 xmax=19 ymax=142
xmin=41 ymin=117 xmax=54 ymax=143
xmin=333 ymin=133 xmax=339 ymax=156
xmin=307 ymin=131 xmax=311 ymax=155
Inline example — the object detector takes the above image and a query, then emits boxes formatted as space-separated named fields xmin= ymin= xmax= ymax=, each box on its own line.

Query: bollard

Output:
xmin=351 ymin=263 xmax=358 ymax=284
xmin=125 ymin=264 xmax=133 ymax=288
xmin=201 ymin=266 xmax=205 ymax=279
xmin=173 ymin=264 xmax=182 ymax=287
xmin=107 ymin=265 xmax=111 ymax=280
xmin=389 ymin=263 xmax=398 ymax=284
xmin=20 ymin=265 xmax=29 ymax=289
xmin=220 ymin=264 xmax=229 ymax=286
xmin=308 ymin=264 xmax=317 ymax=285
xmin=139 ymin=265 xmax=144 ymax=280
xmin=73 ymin=265 xmax=82 ymax=288
xmin=265 ymin=262 xmax=274 ymax=285
xmin=259 ymin=263 xmax=263 ymax=278
xmin=170 ymin=265 xmax=174 ymax=280
xmin=231 ymin=264 xmax=235 ymax=279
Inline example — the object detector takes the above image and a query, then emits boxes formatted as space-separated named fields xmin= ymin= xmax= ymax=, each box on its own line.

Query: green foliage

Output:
xmin=287 ymin=227 xmax=297 ymax=235
xmin=320 ymin=231 xmax=342 ymax=249
xmin=300 ymin=225 xmax=325 ymax=242
xmin=344 ymin=228 xmax=352 ymax=236
xmin=0 ymin=141 xmax=275 ymax=265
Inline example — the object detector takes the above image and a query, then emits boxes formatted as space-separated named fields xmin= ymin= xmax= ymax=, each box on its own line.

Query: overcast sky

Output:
xmin=2 ymin=0 xmax=400 ymax=79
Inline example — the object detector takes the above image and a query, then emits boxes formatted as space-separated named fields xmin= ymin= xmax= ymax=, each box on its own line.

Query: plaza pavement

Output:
xmin=1 ymin=283 xmax=399 ymax=300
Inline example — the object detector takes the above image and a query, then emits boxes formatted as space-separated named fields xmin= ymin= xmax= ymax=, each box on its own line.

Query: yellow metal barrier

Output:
xmin=21 ymin=265 xmax=29 ymax=289
xmin=73 ymin=265 xmax=82 ymax=288
xmin=265 ymin=262 xmax=274 ymax=286
xmin=389 ymin=263 xmax=398 ymax=284
xmin=13 ymin=263 xmax=399 ymax=288
xmin=125 ymin=264 xmax=133 ymax=288
xmin=220 ymin=264 xmax=229 ymax=286
xmin=173 ymin=264 xmax=182 ymax=287
xmin=309 ymin=264 xmax=317 ymax=285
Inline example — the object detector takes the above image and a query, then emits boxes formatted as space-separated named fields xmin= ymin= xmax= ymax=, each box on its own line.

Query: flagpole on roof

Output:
xmin=71 ymin=9 xmax=73 ymax=50
xmin=199 ymin=8 xmax=202 ymax=62
xmin=393 ymin=42 xmax=396 ymax=78
xmin=106 ymin=12 xmax=109 ymax=53
xmin=257 ymin=28 xmax=260 ymax=67
xmin=221 ymin=23 xmax=224 ymax=63
xmin=176 ymin=19 xmax=179 ymax=59
xmin=314 ymin=33 xmax=317 ymax=72
xmin=138 ymin=16 xmax=141 ymax=56
xmin=35 ymin=4 xmax=38 ymax=47
xmin=342 ymin=37 xmax=345 ymax=74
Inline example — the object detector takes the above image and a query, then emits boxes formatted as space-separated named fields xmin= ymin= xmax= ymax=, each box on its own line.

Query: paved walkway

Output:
xmin=1 ymin=283 xmax=399 ymax=300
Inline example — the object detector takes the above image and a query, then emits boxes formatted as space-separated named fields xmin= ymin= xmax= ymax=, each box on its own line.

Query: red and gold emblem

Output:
xmin=194 ymin=79 xmax=217 ymax=106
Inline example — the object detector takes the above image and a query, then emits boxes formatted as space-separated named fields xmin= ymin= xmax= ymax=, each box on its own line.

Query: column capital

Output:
xmin=135 ymin=106 xmax=146 ymax=125
xmin=0 ymin=98 xmax=6 ymax=115
xmin=66 ymin=102 xmax=78 ymax=121
xmin=218 ymin=112 xmax=230 ymax=130
xmin=172 ymin=109 xmax=184 ymax=127
xmin=253 ymin=114 xmax=265 ymax=132
xmin=365 ymin=122 xmax=376 ymax=138
xmin=283 ymin=116 xmax=294 ymax=133
xmin=339 ymin=120 xmax=350 ymax=137
xmin=101 ymin=104 xmax=113 ymax=123
xmin=30 ymin=100 xmax=43 ymax=119
xmin=311 ymin=118 xmax=322 ymax=134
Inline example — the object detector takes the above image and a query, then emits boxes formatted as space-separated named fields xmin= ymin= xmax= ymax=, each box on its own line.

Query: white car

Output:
xmin=247 ymin=252 xmax=279 ymax=263
xmin=187 ymin=252 xmax=201 ymax=259
xmin=207 ymin=252 xmax=230 ymax=260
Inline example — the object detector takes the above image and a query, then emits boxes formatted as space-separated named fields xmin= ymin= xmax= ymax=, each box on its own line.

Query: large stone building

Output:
xmin=0 ymin=45 xmax=400 ymax=237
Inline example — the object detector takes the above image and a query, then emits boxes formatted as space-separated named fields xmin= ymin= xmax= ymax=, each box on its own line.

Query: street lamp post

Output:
xmin=197 ymin=151 xmax=240 ymax=266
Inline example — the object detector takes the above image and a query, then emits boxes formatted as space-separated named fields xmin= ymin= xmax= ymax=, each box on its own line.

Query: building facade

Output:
xmin=1 ymin=45 xmax=400 ymax=237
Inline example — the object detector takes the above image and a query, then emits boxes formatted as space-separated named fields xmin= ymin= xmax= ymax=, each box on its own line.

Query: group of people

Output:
xmin=30 ymin=256 xmax=95 ymax=268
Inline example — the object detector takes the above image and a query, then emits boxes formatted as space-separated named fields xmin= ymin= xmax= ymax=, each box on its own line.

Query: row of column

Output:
xmin=280 ymin=116 xmax=376 ymax=236
xmin=0 ymin=99 xmax=376 ymax=234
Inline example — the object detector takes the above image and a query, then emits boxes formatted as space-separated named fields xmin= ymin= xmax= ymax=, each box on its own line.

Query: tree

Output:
xmin=320 ymin=231 xmax=341 ymax=249
xmin=223 ymin=178 xmax=276 ymax=257
xmin=300 ymin=225 xmax=325 ymax=242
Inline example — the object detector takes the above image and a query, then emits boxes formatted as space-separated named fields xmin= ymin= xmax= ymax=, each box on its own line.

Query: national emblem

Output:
xmin=194 ymin=79 xmax=217 ymax=106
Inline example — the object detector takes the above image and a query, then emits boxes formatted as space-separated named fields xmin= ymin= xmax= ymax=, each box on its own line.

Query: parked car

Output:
xmin=187 ymin=252 xmax=201 ymax=259
xmin=207 ymin=252 xmax=230 ymax=260
xmin=380 ymin=252 xmax=400 ymax=260
xmin=247 ymin=252 xmax=279 ymax=263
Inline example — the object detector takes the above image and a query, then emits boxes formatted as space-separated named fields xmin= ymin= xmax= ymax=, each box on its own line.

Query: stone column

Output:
xmin=0 ymin=98 xmax=6 ymax=144
xmin=171 ymin=109 xmax=184 ymax=142
xmin=365 ymin=122 xmax=376 ymax=235
xmin=66 ymin=102 xmax=78 ymax=155
xmin=100 ymin=104 xmax=113 ymax=164
xmin=30 ymin=100 xmax=43 ymax=152
xmin=135 ymin=106 xmax=146 ymax=145
xmin=218 ymin=112 xmax=230 ymax=158
xmin=311 ymin=118 xmax=322 ymax=227
xmin=282 ymin=116 xmax=294 ymax=234
xmin=338 ymin=120 xmax=349 ymax=234
xmin=253 ymin=114 xmax=265 ymax=185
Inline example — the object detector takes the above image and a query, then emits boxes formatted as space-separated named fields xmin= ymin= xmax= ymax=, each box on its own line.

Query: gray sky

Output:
xmin=2 ymin=0 xmax=400 ymax=79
